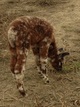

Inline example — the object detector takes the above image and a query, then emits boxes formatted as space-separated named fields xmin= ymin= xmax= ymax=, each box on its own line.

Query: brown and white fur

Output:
xmin=8 ymin=16 xmax=69 ymax=96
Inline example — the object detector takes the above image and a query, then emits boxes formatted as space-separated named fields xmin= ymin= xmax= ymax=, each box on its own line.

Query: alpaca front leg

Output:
xmin=39 ymin=41 xmax=50 ymax=83
xmin=35 ymin=55 xmax=41 ymax=74
xmin=39 ymin=57 xmax=49 ymax=83
xmin=32 ymin=45 xmax=41 ymax=74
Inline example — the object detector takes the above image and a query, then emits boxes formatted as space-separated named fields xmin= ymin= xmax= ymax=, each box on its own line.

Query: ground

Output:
xmin=0 ymin=0 xmax=80 ymax=107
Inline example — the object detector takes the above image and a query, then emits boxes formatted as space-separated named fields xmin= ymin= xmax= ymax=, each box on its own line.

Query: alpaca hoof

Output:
xmin=43 ymin=77 xmax=49 ymax=84
xmin=17 ymin=85 xmax=26 ymax=96
xmin=46 ymin=79 xmax=49 ymax=83
xmin=19 ymin=90 xmax=26 ymax=96
xmin=45 ymin=79 xmax=49 ymax=84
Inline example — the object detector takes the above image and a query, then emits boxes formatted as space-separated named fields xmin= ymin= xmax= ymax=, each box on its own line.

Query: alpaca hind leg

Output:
xmin=14 ymin=47 xmax=27 ymax=96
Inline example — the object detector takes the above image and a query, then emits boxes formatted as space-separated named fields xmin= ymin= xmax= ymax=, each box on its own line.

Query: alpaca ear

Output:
xmin=61 ymin=52 xmax=70 ymax=57
xmin=58 ymin=48 xmax=70 ymax=60
xmin=58 ymin=52 xmax=70 ymax=60
xmin=58 ymin=48 xmax=63 ymax=52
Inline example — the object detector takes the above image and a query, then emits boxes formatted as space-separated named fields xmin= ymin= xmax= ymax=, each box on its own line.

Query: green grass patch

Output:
xmin=63 ymin=61 xmax=80 ymax=73
xmin=73 ymin=62 xmax=80 ymax=68
xmin=63 ymin=65 xmax=72 ymax=71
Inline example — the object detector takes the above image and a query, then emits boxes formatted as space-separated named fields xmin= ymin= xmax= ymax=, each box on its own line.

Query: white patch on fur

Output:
xmin=22 ymin=64 xmax=25 ymax=71
xmin=23 ymin=59 xmax=26 ymax=63
xmin=14 ymin=70 xmax=19 ymax=74
xmin=40 ymin=58 xmax=48 ymax=63
xmin=47 ymin=43 xmax=50 ymax=48
xmin=41 ymin=63 xmax=46 ymax=70
xmin=41 ymin=73 xmax=49 ymax=83
xmin=37 ymin=66 xmax=41 ymax=73
xmin=8 ymin=26 xmax=17 ymax=47
xmin=19 ymin=50 xmax=23 ymax=55
xmin=42 ymin=73 xmax=47 ymax=79
xmin=42 ymin=38 xmax=48 ymax=42
xmin=26 ymin=51 xmax=28 ymax=56
xmin=18 ymin=85 xmax=24 ymax=91
xmin=15 ymin=73 xmax=24 ymax=84
xmin=40 ymin=58 xmax=47 ymax=71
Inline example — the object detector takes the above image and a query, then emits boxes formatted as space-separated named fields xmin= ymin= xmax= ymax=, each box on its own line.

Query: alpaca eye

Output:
xmin=59 ymin=62 xmax=62 ymax=67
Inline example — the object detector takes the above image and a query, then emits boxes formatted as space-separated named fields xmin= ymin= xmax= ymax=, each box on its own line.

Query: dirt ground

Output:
xmin=0 ymin=0 xmax=80 ymax=107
